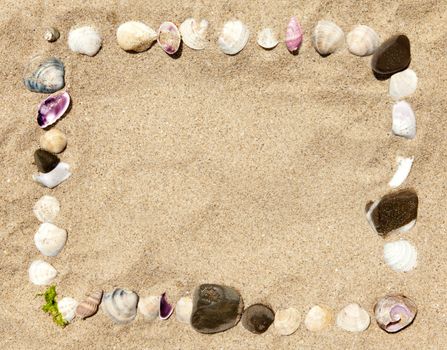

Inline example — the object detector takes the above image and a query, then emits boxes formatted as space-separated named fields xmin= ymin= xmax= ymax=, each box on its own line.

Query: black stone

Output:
xmin=371 ymin=35 xmax=411 ymax=76
xmin=191 ymin=284 xmax=244 ymax=334
xmin=34 ymin=149 xmax=60 ymax=173
xmin=241 ymin=304 xmax=275 ymax=334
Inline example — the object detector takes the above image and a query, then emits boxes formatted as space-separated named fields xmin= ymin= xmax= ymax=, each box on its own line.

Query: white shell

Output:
xmin=138 ymin=295 xmax=160 ymax=320
xmin=68 ymin=26 xmax=102 ymax=56
xmin=102 ymin=288 xmax=139 ymax=324
xmin=33 ymin=195 xmax=60 ymax=223
xmin=58 ymin=297 xmax=78 ymax=322
xmin=217 ymin=20 xmax=249 ymax=55
xmin=273 ymin=307 xmax=301 ymax=336
xmin=346 ymin=25 xmax=380 ymax=56
xmin=392 ymin=101 xmax=416 ymax=139
xmin=34 ymin=223 xmax=67 ymax=257
xmin=33 ymin=162 xmax=71 ymax=189
xmin=28 ymin=260 xmax=57 ymax=285
xmin=179 ymin=18 xmax=209 ymax=50
xmin=312 ymin=20 xmax=345 ymax=55
xmin=384 ymin=239 xmax=417 ymax=272
xmin=257 ymin=28 xmax=279 ymax=49
xmin=336 ymin=303 xmax=370 ymax=332
xmin=304 ymin=305 xmax=333 ymax=331
xmin=116 ymin=21 xmax=157 ymax=52
xmin=389 ymin=156 xmax=414 ymax=189
xmin=175 ymin=296 xmax=193 ymax=324
xmin=389 ymin=69 xmax=418 ymax=100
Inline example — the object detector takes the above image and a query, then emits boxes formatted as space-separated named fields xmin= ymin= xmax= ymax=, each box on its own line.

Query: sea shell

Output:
xmin=24 ymin=56 xmax=65 ymax=93
xmin=285 ymin=17 xmax=303 ymax=52
xmin=346 ymin=25 xmax=380 ymax=56
xmin=392 ymin=101 xmax=416 ymax=139
xmin=102 ymin=288 xmax=139 ymax=324
xmin=33 ymin=195 xmax=60 ymax=223
xmin=44 ymin=27 xmax=60 ymax=42
xmin=217 ymin=20 xmax=250 ymax=55
xmin=40 ymin=128 xmax=67 ymax=154
xmin=304 ymin=305 xmax=333 ymax=331
xmin=116 ymin=21 xmax=157 ymax=52
xmin=312 ymin=20 xmax=345 ymax=56
xmin=28 ymin=260 xmax=57 ymax=285
xmin=157 ymin=22 xmax=181 ymax=55
xmin=384 ymin=239 xmax=417 ymax=272
xmin=389 ymin=69 xmax=418 ymax=100
xmin=273 ymin=307 xmax=301 ymax=336
xmin=241 ymin=304 xmax=275 ymax=334
xmin=68 ymin=26 xmax=102 ymax=56
xmin=76 ymin=291 xmax=103 ymax=320
xmin=179 ymin=18 xmax=209 ymax=50
xmin=58 ymin=297 xmax=78 ymax=323
xmin=34 ymin=223 xmax=67 ymax=257
xmin=176 ymin=296 xmax=193 ymax=324
xmin=34 ymin=149 xmax=60 ymax=173
xmin=374 ymin=294 xmax=417 ymax=333
xmin=138 ymin=295 xmax=160 ymax=320
xmin=336 ymin=303 xmax=370 ymax=332
xmin=160 ymin=292 xmax=174 ymax=320
xmin=389 ymin=156 xmax=414 ymax=189
xmin=257 ymin=28 xmax=278 ymax=49
xmin=33 ymin=162 xmax=71 ymax=189
xmin=37 ymin=91 xmax=71 ymax=128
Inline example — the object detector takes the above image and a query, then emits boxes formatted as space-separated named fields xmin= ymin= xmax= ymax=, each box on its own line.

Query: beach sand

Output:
xmin=1 ymin=0 xmax=447 ymax=348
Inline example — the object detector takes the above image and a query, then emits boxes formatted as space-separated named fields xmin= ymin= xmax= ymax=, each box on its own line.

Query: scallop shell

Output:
xmin=40 ymin=128 xmax=67 ymax=154
xmin=68 ymin=26 xmax=102 ymax=56
xmin=33 ymin=195 xmax=60 ymax=223
xmin=346 ymin=25 xmax=380 ymax=56
xmin=374 ymin=294 xmax=417 ymax=333
xmin=389 ymin=156 xmax=414 ymax=189
xmin=389 ymin=69 xmax=418 ymax=100
xmin=102 ymin=288 xmax=139 ymax=324
xmin=273 ymin=307 xmax=301 ymax=336
xmin=76 ymin=290 xmax=103 ymax=320
xmin=218 ymin=20 xmax=250 ymax=55
xmin=44 ymin=27 xmax=60 ymax=42
xmin=28 ymin=260 xmax=57 ymax=285
xmin=285 ymin=17 xmax=303 ymax=52
xmin=138 ymin=295 xmax=160 ymax=320
xmin=33 ymin=162 xmax=71 ymax=189
xmin=179 ymin=18 xmax=209 ymax=50
xmin=37 ymin=91 xmax=70 ymax=129
xmin=175 ymin=296 xmax=193 ymax=324
xmin=384 ymin=239 xmax=417 ymax=272
xmin=304 ymin=305 xmax=333 ymax=331
xmin=157 ymin=22 xmax=181 ymax=55
xmin=34 ymin=223 xmax=67 ymax=257
xmin=116 ymin=21 xmax=157 ymax=52
xmin=257 ymin=28 xmax=278 ymax=49
xmin=312 ymin=20 xmax=345 ymax=56
xmin=58 ymin=297 xmax=78 ymax=323
xmin=336 ymin=303 xmax=370 ymax=332
xmin=24 ymin=56 xmax=65 ymax=93
xmin=392 ymin=101 xmax=416 ymax=139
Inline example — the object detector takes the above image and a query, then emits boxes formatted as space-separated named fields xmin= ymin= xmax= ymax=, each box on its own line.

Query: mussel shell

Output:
xmin=24 ymin=56 xmax=65 ymax=93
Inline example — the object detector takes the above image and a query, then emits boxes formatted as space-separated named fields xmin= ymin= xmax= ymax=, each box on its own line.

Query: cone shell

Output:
xmin=157 ymin=22 xmax=181 ymax=55
xmin=273 ymin=307 xmax=301 ymax=336
xmin=33 ymin=195 xmax=60 ymax=223
xmin=116 ymin=21 xmax=157 ymax=52
xmin=76 ymin=291 xmax=103 ymax=320
xmin=68 ymin=26 xmax=102 ymax=56
xmin=28 ymin=260 xmax=57 ymax=285
xmin=384 ymin=239 xmax=417 ymax=272
xmin=58 ymin=297 xmax=78 ymax=323
xmin=24 ymin=56 xmax=65 ymax=93
xmin=346 ymin=25 xmax=380 ymax=56
xmin=336 ymin=303 xmax=370 ymax=332
xmin=285 ymin=17 xmax=303 ymax=52
xmin=33 ymin=162 xmax=71 ymax=189
xmin=40 ymin=128 xmax=67 ymax=154
xmin=392 ymin=101 xmax=416 ymax=139
xmin=389 ymin=69 xmax=418 ymax=100
xmin=312 ymin=20 xmax=344 ymax=55
xmin=374 ymin=294 xmax=417 ymax=333
xmin=34 ymin=222 xmax=67 ymax=257
xmin=179 ymin=18 xmax=209 ymax=50
xmin=102 ymin=288 xmax=139 ymax=324
xmin=217 ymin=20 xmax=249 ymax=55
xmin=175 ymin=296 xmax=193 ymax=324
xmin=138 ymin=295 xmax=160 ymax=320
xmin=304 ymin=305 xmax=333 ymax=331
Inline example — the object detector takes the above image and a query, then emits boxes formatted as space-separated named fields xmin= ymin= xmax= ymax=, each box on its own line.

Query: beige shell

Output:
xmin=217 ymin=20 xmax=250 ymax=55
xmin=34 ymin=222 xmax=67 ymax=257
xmin=346 ymin=25 xmax=380 ymax=56
xmin=138 ymin=295 xmax=160 ymax=320
xmin=175 ymin=296 xmax=193 ymax=324
xmin=273 ymin=307 xmax=301 ymax=336
xmin=58 ymin=297 xmax=78 ymax=323
xmin=68 ymin=26 xmax=102 ymax=56
xmin=33 ymin=195 xmax=60 ymax=223
xmin=28 ymin=260 xmax=57 ymax=285
xmin=336 ymin=303 xmax=370 ymax=332
xmin=312 ymin=20 xmax=344 ymax=55
xmin=304 ymin=305 xmax=333 ymax=331
xmin=40 ymin=128 xmax=67 ymax=154
xmin=116 ymin=21 xmax=157 ymax=52
xmin=76 ymin=290 xmax=103 ymax=319
xmin=384 ymin=239 xmax=417 ymax=272
xmin=179 ymin=18 xmax=209 ymax=50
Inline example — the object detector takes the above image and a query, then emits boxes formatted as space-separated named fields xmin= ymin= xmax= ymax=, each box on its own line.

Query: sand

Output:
xmin=1 ymin=0 xmax=446 ymax=348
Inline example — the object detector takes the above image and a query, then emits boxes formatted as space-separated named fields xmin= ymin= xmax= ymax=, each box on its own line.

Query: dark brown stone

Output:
xmin=34 ymin=149 xmax=60 ymax=173
xmin=241 ymin=304 xmax=275 ymax=334
xmin=371 ymin=35 xmax=411 ymax=76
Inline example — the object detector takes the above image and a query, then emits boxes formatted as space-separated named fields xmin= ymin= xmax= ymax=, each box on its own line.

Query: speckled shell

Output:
xmin=68 ymin=26 xmax=102 ymax=56
xmin=34 ymin=222 xmax=67 ymax=257
xmin=312 ymin=20 xmax=344 ymax=55
xmin=346 ymin=25 xmax=380 ymax=56
xmin=33 ymin=195 xmax=60 ymax=223
xmin=76 ymin=291 xmax=103 ymax=320
xmin=179 ymin=18 xmax=209 ymax=50
xmin=102 ymin=288 xmax=139 ymax=324
xmin=58 ymin=297 xmax=78 ymax=323
xmin=24 ymin=56 xmax=65 ymax=93
xmin=28 ymin=260 xmax=57 ymax=285
xmin=157 ymin=22 xmax=181 ymax=55
xmin=217 ymin=20 xmax=249 ymax=55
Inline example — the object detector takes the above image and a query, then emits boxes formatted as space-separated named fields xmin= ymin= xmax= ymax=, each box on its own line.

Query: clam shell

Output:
xmin=374 ymin=294 xmax=417 ymax=333
xmin=44 ymin=27 xmax=60 ymax=42
xmin=346 ymin=25 xmax=380 ymax=57
xmin=384 ymin=239 xmax=417 ymax=272
xmin=24 ymin=56 xmax=65 ymax=93
xmin=336 ymin=303 xmax=370 ymax=332
xmin=273 ymin=307 xmax=301 ymax=336
xmin=389 ymin=156 xmax=414 ymax=189
xmin=68 ymin=26 xmax=102 ymax=56
xmin=102 ymin=288 xmax=139 ymax=324
xmin=389 ymin=69 xmax=418 ymax=100
xmin=179 ymin=18 xmax=209 ymax=50
xmin=28 ymin=260 xmax=57 ymax=285
xmin=33 ymin=162 xmax=71 ymax=189
xmin=157 ymin=22 xmax=181 ymax=55
xmin=312 ymin=20 xmax=344 ymax=56
xmin=34 ymin=222 xmax=67 ymax=257
xmin=76 ymin=290 xmax=103 ymax=320
xmin=37 ymin=91 xmax=70 ymax=129
xmin=304 ymin=305 xmax=333 ymax=331
xmin=285 ymin=17 xmax=303 ymax=52
xmin=33 ymin=195 xmax=60 ymax=223
xmin=58 ymin=297 xmax=78 ymax=323
xmin=138 ymin=295 xmax=160 ymax=320
xmin=218 ymin=20 xmax=250 ymax=55
xmin=175 ymin=296 xmax=193 ymax=324
xmin=392 ymin=101 xmax=416 ymax=139
xmin=116 ymin=21 xmax=157 ymax=52
xmin=160 ymin=292 xmax=174 ymax=320
xmin=257 ymin=28 xmax=278 ymax=49
xmin=40 ymin=128 xmax=67 ymax=154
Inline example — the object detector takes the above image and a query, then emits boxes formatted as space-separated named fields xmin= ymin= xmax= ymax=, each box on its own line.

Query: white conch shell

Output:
xmin=273 ymin=307 xmax=301 ymax=336
xmin=58 ymin=297 xmax=78 ymax=323
xmin=257 ymin=28 xmax=279 ymax=49
xmin=33 ymin=195 xmax=60 ymax=223
xmin=336 ymin=303 xmax=370 ymax=332
xmin=217 ymin=20 xmax=249 ymax=55
xmin=392 ymin=101 xmax=416 ymax=139
xmin=33 ymin=162 xmax=71 ymax=189
xmin=384 ymin=239 xmax=417 ymax=272
xmin=68 ymin=26 xmax=102 ymax=56
xmin=389 ymin=69 xmax=418 ymax=100
xmin=346 ymin=25 xmax=380 ymax=56
xmin=389 ymin=156 xmax=414 ymax=188
xmin=175 ymin=296 xmax=193 ymax=324
xmin=179 ymin=18 xmax=209 ymax=50
xmin=34 ymin=222 xmax=67 ymax=257
xmin=116 ymin=21 xmax=157 ymax=52
xmin=304 ymin=305 xmax=333 ymax=331
xmin=312 ymin=20 xmax=344 ymax=55
xmin=28 ymin=260 xmax=57 ymax=285
xmin=102 ymin=288 xmax=139 ymax=324
xmin=138 ymin=295 xmax=160 ymax=320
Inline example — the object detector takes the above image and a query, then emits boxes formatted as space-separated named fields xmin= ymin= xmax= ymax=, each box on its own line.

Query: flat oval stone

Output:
xmin=371 ymin=35 xmax=411 ymax=75
xmin=34 ymin=149 xmax=60 ymax=173
xmin=241 ymin=304 xmax=275 ymax=334
xmin=191 ymin=284 xmax=244 ymax=334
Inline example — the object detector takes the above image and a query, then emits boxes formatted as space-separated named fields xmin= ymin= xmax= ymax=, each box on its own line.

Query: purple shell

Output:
xmin=159 ymin=292 xmax=174 ymax=320
xmin=285 ymin=17 xmax=303 ymax=52
xmin=37 ymin=91 xmax=70 ymax=128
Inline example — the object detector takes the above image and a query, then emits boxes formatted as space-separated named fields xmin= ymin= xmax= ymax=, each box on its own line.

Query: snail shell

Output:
xmin=40 ymin=128 xmax=67 ymax=154
xmin=336 ymin=303 xmax=370 ymax=332
xmin=346 ymin=25 xmax=380 ymax=56
xmin=102 ymin=288 xmax=139 ymax=324
xmin=116 ymin=21 xmax=157 ymax=52
xmin=58 ymin=297 xmax=78 ymax=323
xmin=374 ymin=294 xmax=417 ymax=333
xmin=24 ymin=56 xmax=65 ymax=94
xmin=175 ymin=296 xmax=193 ymax=324
xmin=28 ymin=260 xmax=57 ymax=285
xmin=34 ymin=222 xmax=67 ymax=257
xmin=384 ymin=239 xmax=417 ymax=272
xmin=217 ymin=20 xmax=249 ymax=55
xmin=76 ymin=290 xmax=103 ymax=320
xmin=68 ymin=26 xmax=102 ymax=56
xmin=304 ymin=305 xmax=333 ymax=331
xmin=33 ymin=195 xmax=60 ymax=223
xmin=179 ymin=18 xmax=209 ymax=50
xmin=312 ymin=20 xmax=344 ymax=56
xmin=273 ymin=307 xmax=301 ymax=336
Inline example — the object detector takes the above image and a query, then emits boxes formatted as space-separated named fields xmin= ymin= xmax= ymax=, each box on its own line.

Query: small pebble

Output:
xmin=34 ymin=149 xmax=60 ymax=173
xmin=371 ymin=34 xmax=411 ymax=76
xmin=241 ymin=304 xmax=275 ymax=334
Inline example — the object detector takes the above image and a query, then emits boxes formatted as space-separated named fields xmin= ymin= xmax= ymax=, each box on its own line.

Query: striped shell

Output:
xmin=24 ymin=56 xmax=65 ymax=93
xmin=76 ymin=291 xmax=103 ymax=319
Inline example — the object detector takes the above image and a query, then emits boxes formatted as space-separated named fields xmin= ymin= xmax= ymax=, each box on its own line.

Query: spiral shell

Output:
xmin=28 ymin=260 xmax=57 ymax=285
xmin=304 ymin=305 xmax=333 ymax=331
xmin=58 ymin=297 xmax=78 ymax=323
xmin=68 ymin=26 xmax=102 ymax=56
xmin=116 ymin=21 xmax=157 ymax=52
xmin=34 ymin=222 xmax=67 ymax=257
xmin=346 ymin=25 xmax=380 ymax=56
xmin=312 ymin=20 xmax=344 ymax=56
xmin=102 ymin=288 xmax=139 ymax=324
xmin=336 ymin=303 xmax=370 ymax=332
xmin=273 ymin=307 xmax=301 ymax=336
xmin=384 ymin=239 xmax=417 ymax=272
xmin=374 ymin=294 xmax=417 ymax=333
xmin=179 ymin=18 xmax=209 ymax=50
xmin=76 ymin=291 xmax=103 ymax=320
xmin=24 ymin=56 xmax=65 ymax=93
xmin=33 ymin=195 xmax=60 ymax=223
xmin=217 ymin=20 xmax=249 ymax=55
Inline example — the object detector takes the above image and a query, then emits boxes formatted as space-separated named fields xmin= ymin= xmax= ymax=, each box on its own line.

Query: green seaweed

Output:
xmin=38 ymin=285 xmax=68 ymax=328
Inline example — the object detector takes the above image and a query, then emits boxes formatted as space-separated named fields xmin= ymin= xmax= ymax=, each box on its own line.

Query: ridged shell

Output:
xmin=285 ymin=17 xmax=303 ymax=52
xmin=33 ymin=162 xmax=71 ymax=189
xmin=389 ymin=69 xmax=418 ymax=100
xmin=76 ymin=291 xmax=103 ymax=320
xmin=304 ymin=305 xmax=333 ymax=331
xmin=257 ymin=28 xmax=278 ymax=49
xmin=28 ymin=260 xmax=57 ymax=285
xmin=374 ymin=294 xmax=417 ymax=333
xmin=138 ymin=295 xmax=160 ymax=320
xmin=336 ymin=303 xmax=370 ymax=332
xmin=33 ymin=195 xmax=60 ymax=223
xmin=175 ymin=296 xmax=193 ymax=324
xmin=312 ymin=20 xmax=345 ymax=55
xmin=116 ymin=21 xmax=157 ymax=52
xmin=179 ymin=18 xmax=209 ymax=50
xmin=273 ymin=307 xmax=301 ymax=336
xmin=157 ymin=22 xmax=181 ymax=55
xmin=392 ymin=101 xmax=416 ymax=139
xmin=40 ymin=128 xmax=67 ymax=154
xmin=102 ymin=288 xmax=139 ymax=324
xmin=58 ymin=297 xmax=78 ymax=323
xmin=34 ymin=223 xmax=67 ymax=257
xmin=218 ymin=20 xmax=250 ymax=55
xmin=389 ymin=156 xmax=414 ymax=189
xmin=24 ymin=56 xmax=65 ymax=93
xmin=37 ymin=91 xmax=70 ymax=128
xmin=68 ymin=26 xmax=102 ymax=56
xmin=346 ymin=25 xmax=380 ymax=56
xmin=384 ymin=239 xmax=417 ymax=272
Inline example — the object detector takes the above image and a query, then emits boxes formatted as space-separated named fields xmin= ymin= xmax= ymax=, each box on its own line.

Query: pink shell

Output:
xmin=285 ymin=17 xmax=303 ymax=52
xmin=159 ymin=292 xmax=174 ymax=320
xmin=37 ymin=91 xmax=70 ymax=128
